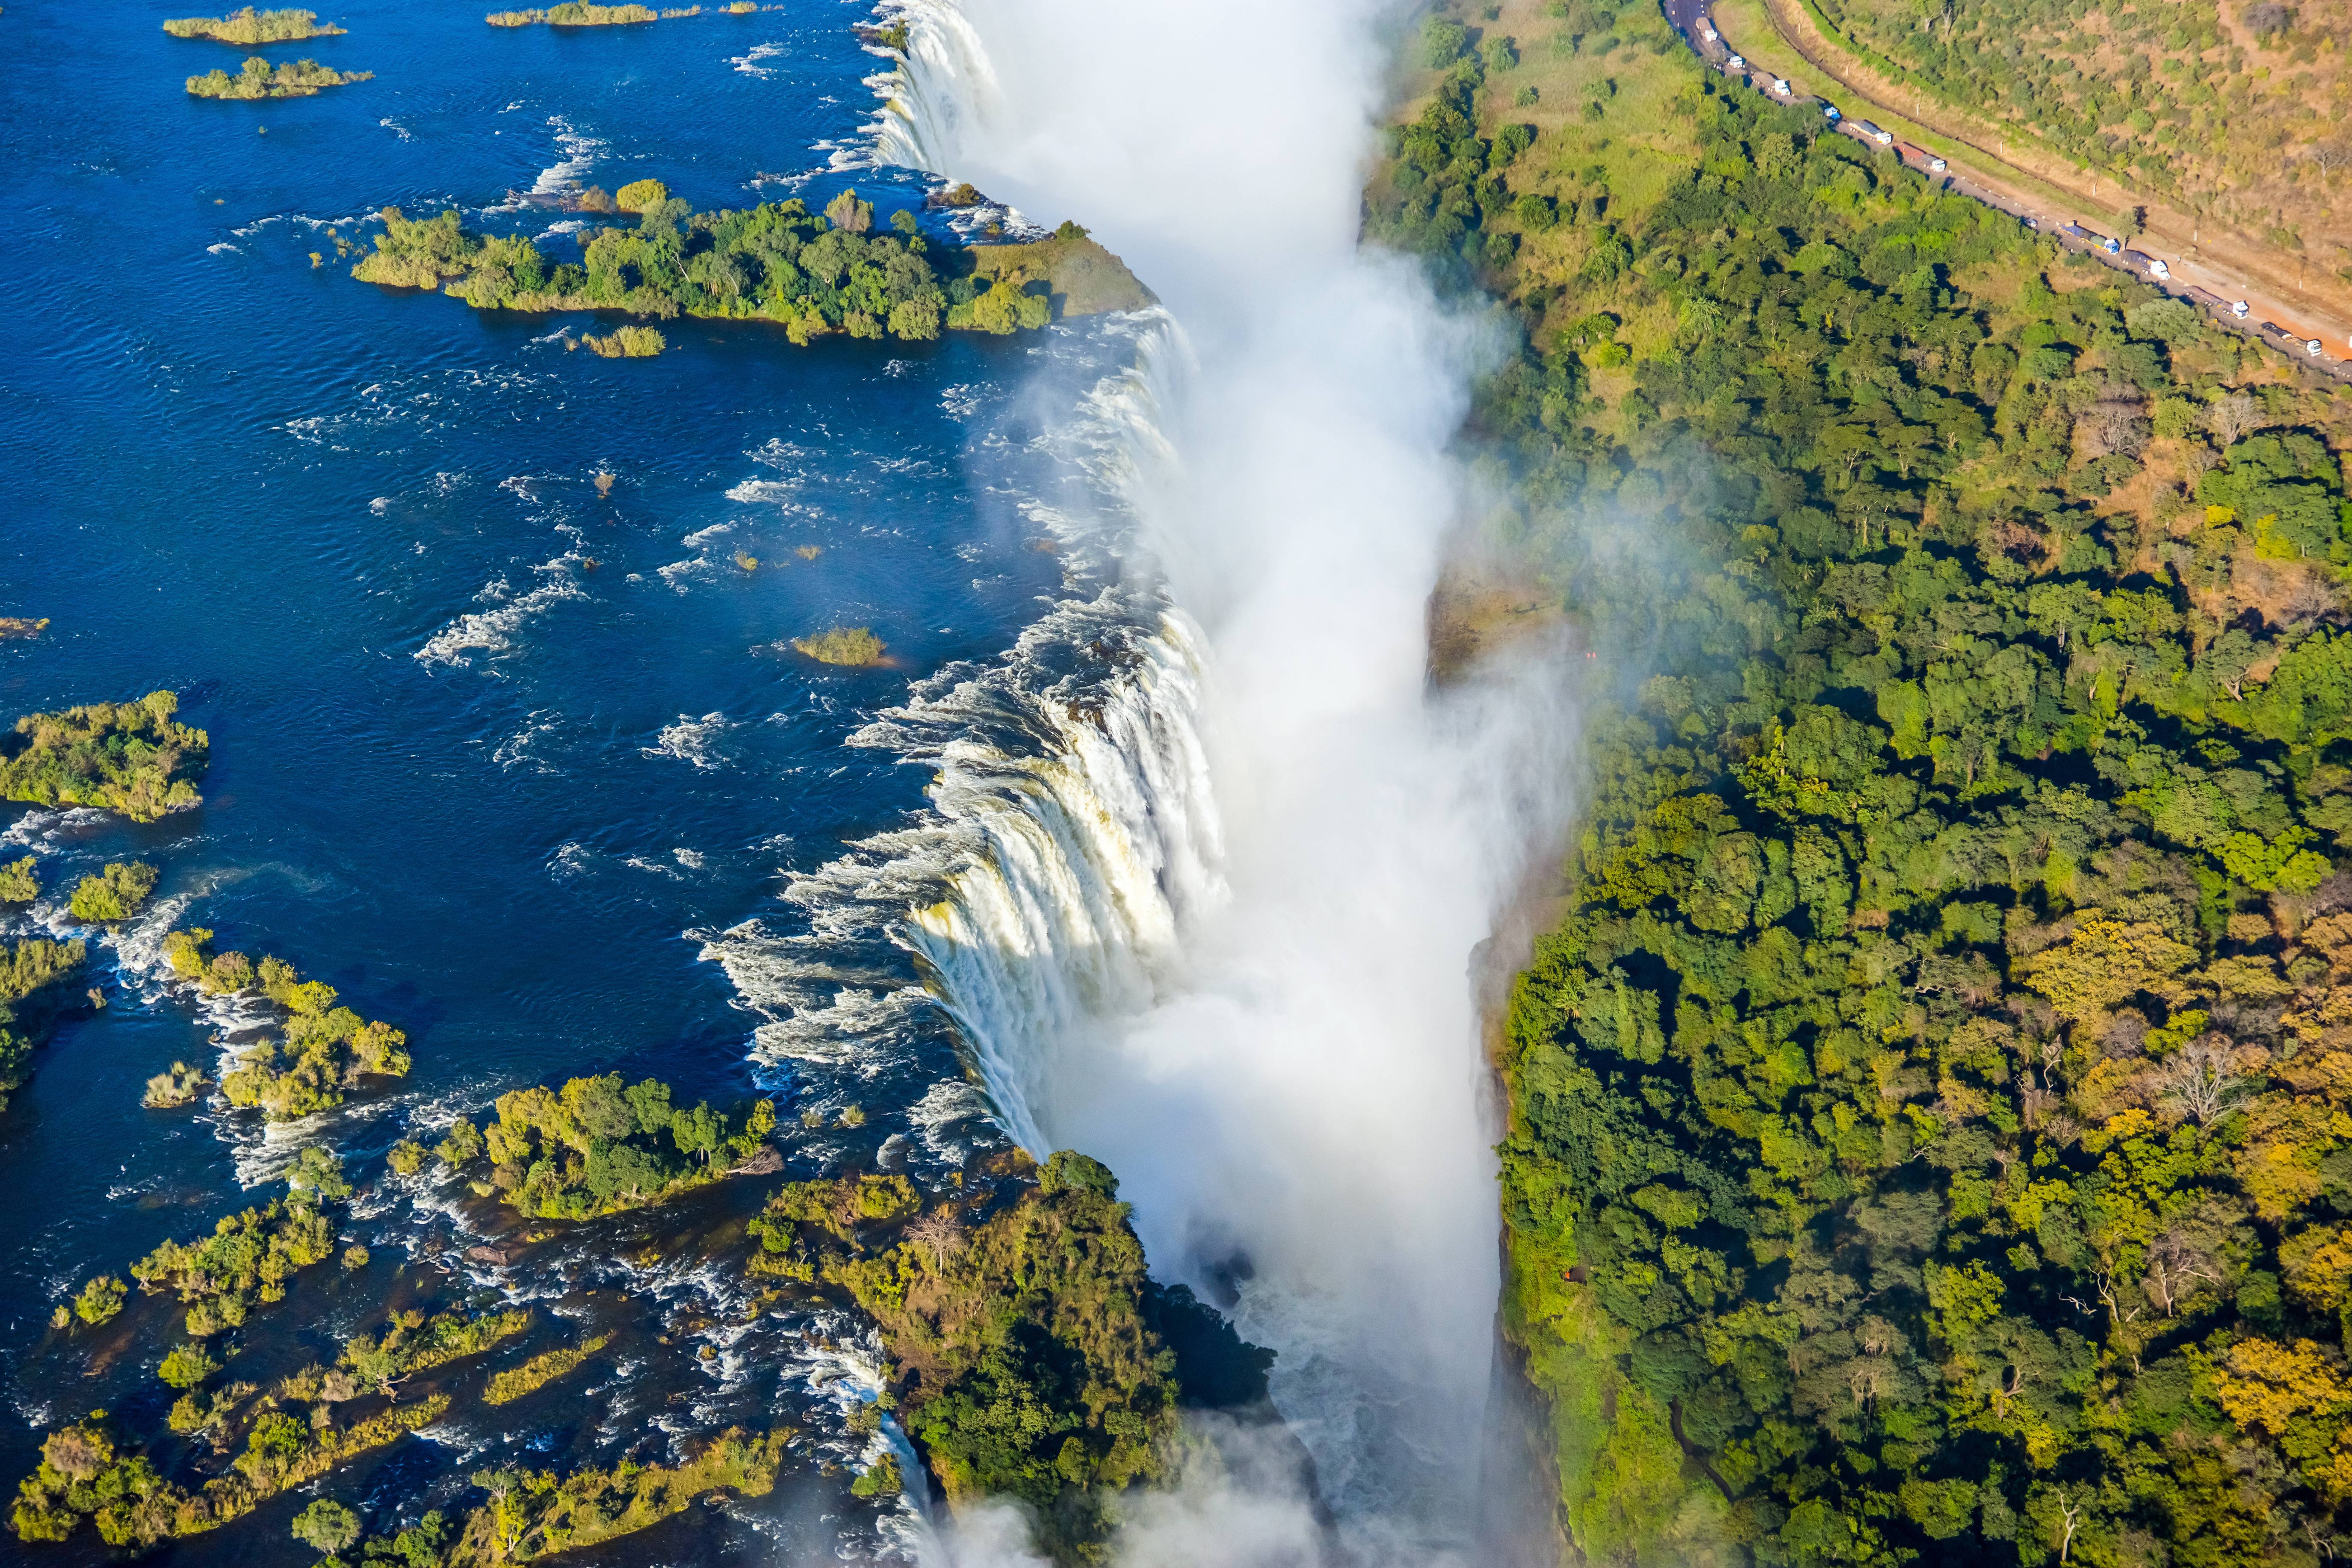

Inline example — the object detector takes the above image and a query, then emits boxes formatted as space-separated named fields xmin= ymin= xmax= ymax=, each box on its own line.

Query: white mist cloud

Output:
xmin=886 ymin=0 xmax=1581 ymax=1559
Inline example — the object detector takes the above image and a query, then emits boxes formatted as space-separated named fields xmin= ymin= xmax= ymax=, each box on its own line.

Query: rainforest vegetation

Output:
xmin=745 ymin=1151 xmax=1271 ymax=1561
xmin=186 ymin=57 xmax=372 ymax=98
xmin=163 ymin=8 xmax=344 ymax=42
xmin=431 ymin=1071 xmax=774 ymax=1220
xmin=350 ymin=190 xmax=1051 ymax=344
xmin=163 ymin=931 xmax=413 ymax=1120
xmin=1385 ymin=1 xmax=2352 ymax=1562
xmin=0 ymin=693 xmax=206 ymax=822
xmin=1804 ymin=0 xmax=2352 ymax=267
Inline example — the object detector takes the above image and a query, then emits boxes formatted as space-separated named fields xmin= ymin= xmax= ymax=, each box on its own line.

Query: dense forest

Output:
xmin=745 ymin=1152 xmax=1274 ymax=1561
xmin=351 ymin=190 xmax=1054 ymax=345
xmin=1804 ymin=0 xmax=2352 ymax=267
xmin=1382 ymin=0 xmax=2352 ymax=1561
xmin=186 ymin=57 xmax=372 ymax=99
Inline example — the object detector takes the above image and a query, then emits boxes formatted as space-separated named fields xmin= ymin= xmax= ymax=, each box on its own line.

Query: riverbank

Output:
xmin=1389 ymin=0 xmax=2352 ymax=1560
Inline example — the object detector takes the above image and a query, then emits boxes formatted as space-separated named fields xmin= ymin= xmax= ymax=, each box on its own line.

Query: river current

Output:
xmin=0 ymin=3 xmax=1205 ymax=1562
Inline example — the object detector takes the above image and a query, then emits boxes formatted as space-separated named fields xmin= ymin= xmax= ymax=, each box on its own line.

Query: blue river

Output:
xmin=0 ymin=1 xmax=1155 ymax=1559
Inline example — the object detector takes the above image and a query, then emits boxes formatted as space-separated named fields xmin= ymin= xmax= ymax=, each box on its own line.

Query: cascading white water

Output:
xmin=850 ymin=3 xmax=1588 ymax=1562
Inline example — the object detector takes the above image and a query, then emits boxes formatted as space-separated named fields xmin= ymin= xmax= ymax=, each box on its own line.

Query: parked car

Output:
xmin=1822 ymin=103 xmax=1841 ymax=121
xmin=1726 ymin=52 xmax=1745 ymax=68
xmin=1771 ymin=78 xmax=1791 ymax=96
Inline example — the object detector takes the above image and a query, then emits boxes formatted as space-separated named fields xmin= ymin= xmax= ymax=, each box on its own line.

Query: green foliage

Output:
xmin=480 ymin=1333 xmax=610 ymax=1405
xmin=1396 ymin=24 xmax=2352 ymax=1567
xmin=613 ymin=177 xmax=668 ymax=213
xmin=485 ymin=2 xmax=656 ymax=24
xmin=580 ymin=324 xmax=664 ymax=357
xmin=0 ymin=857 xmax=38 ymax=903
xmin=848 ymin=1452 xmax=902 ymax=1498
xmin=433 ymin=1431 xmax=787 ymax=1565
xmin=128 ymin=1181 xmax=339 ymax=1338
xmin=186 ymin=56 xmax=372 ymax=98
xmin=164 ymin=8 xmax=345 ymax=42
xmin=790 ymin=626 xmax=885 ymax=666
xmin=191 ymin=942 xmax=411 ymax=1119
xmin=338 ymin=1307 xmax=530 ymax=1394
xmin=0 ymin=934 xmax=87 ymax=1114
xmin=456 ymin=1072 xmax=774 ymax=1220
xmin=68 ymin=862 xmax=157 ymax=924
xmin=748 ymin=1159 xmax=1271 ymax=1562
xmin=1819 ymin=0 xmax=2339 ymax=246
xmin=291 ymin=1498 xmax=360 ymax=1555
xmin=0 ymin=693 xmax=204 ymax=821
xmin=72 ymin=1276 xmax=126 ymax=1327
xmin=350 ymin=196 xmax=1039 ymax=346
xmin=157 ymin=1342 xmax=221 ymax=1391
xmin=142 ymin=1060 xmax=210 ymax=1108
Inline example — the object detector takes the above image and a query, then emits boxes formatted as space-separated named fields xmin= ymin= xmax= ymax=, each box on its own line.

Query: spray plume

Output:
xmin=880 ymin=0 xmax=1582 ymax=1559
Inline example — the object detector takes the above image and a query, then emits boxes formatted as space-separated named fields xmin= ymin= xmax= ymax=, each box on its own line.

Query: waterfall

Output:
xmin=866 ymin=1 xmax=1004 ymax=176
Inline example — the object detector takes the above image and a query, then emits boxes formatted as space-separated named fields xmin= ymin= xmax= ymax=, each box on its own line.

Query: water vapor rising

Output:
xmin=884 ymin=0 xmax=1579 ymax=1557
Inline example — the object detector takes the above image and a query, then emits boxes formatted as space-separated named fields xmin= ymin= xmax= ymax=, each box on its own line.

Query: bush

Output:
xmin=290 ymin=1498 xmax=360 ymax=1555
xmin=0 ymin=857 xmax=37 ymax=903
xmin=68 ymin=863 xmax=157 ymax=925
xmin=157 ymin=1342 xmax=220 ymax=1391
xmin=789 ymin=627 xmax=885 ymax=666
xmin=582 ymin=324 xmax=665 ymax=357
xmin=72 ymin=1276 xmax=127 ymax=1327
xmin=614 ymin=177 xmax=668 ymax=213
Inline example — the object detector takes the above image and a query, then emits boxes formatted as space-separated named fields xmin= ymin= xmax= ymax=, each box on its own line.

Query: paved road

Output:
xmin=1656 ymin=0 xmax=2352 ymax=385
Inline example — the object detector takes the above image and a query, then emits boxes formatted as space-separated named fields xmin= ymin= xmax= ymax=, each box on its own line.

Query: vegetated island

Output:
xmin=0 ymin=692 xmax=206 ymax=822
xmin=1377 ymin=0 xmax=2352 ymax=1562
xmin=0 ymin=618 xmax=47 ymax=641
xmin=485 ymin=3 xmax=758 ymax=25
xmin=163 ymin=7 xmax=343 ymax=42
xmin=161 ymin=929 xmax=411 ymax=1119
xmin=579 ymin=324 xmax=662 ymax=357
xmin=423 ymin=1071 xmax=774 ymax=1220
xmin=745 ymin=1150 xmax=1277 ymax=1560
xmin=186 ymin=57 xmax=372 ymax=98
xmin=790 ymin=626 xmax=884 ymax=666
xmin=349 ymin=184 xmax=1148 ymax=345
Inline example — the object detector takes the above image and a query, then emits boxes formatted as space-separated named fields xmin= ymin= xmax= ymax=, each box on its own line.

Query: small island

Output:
xmin=163 ymin=7 xmax=344 ymax=42
xmin=348 ymin=187 xmax=1121 ymax=345
xmin=187 ymin=56 xmax=372 ymax=98
xmin=0 ymin=691 xmax=207 ymax=823
xmin=429 ymin=1071 xmax=774 ymax=1219
xmin=0 ymin=618 xmax=47 ymax=641
xmin=487 ymin=2 xmax=756 ymax=23
xmin=790 ymin=626 xmax=884 ymax=666
xmin=164 ymin=930 xmax=413 ymax=1119
xmin=580 ymin=324 xmax=663 ymax=357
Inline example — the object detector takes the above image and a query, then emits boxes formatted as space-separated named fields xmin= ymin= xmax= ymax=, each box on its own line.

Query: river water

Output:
xmin=0 ymin=2 xmax=1201 ymax=1562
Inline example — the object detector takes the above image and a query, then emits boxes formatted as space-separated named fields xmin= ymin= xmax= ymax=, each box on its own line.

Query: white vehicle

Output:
xmin=1698 ymin=16 xmax=1716 ymax=38
xmin=2311 ymin=339 xmax=2325 ymax=357
xmin=2233 ymin=300 xmax=2251 ymax=319
xmin=1726 ymin=52 xmax=1745 ymax=68
xmin=1927 ymin=154 xmax=1947 ymax=171
xmin=2149 ymin=259 xmax=2170 ymax=281
xmin=1772 ymin=77 xmax=1791 ymax=95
